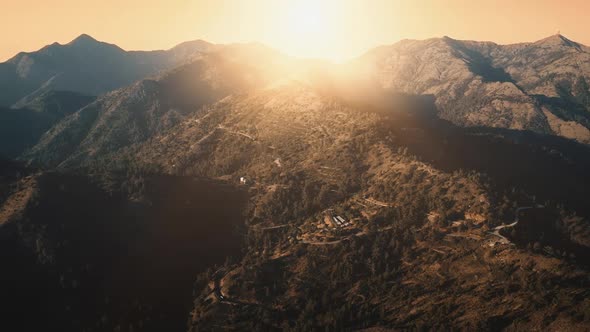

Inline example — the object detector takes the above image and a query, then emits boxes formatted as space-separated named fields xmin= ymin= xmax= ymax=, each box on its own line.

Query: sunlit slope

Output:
xmin=124 ymin=79 xmax=590 ymax=218
xmin=132 ymin=84 xmax=488 ymax=220
xmin=129 ymin=84 xmax=590 ymax=331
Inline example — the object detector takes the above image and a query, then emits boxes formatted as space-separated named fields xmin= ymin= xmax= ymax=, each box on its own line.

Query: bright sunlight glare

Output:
xmin=276 ymin=0 xmax=344 ymax=61
xmin=288 ymin=1 xmax=325 ymax=35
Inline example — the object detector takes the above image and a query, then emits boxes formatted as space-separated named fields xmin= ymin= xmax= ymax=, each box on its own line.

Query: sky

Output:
xmin=2 ymin=0 xmax=589 ymax=62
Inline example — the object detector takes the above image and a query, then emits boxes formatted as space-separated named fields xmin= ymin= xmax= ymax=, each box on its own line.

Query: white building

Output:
xmin=240 ymin=176 xmax=248 ymax=185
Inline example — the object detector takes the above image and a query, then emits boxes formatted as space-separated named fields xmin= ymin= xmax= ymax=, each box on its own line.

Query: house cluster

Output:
xmin=331 ymin=214 xmax=351 ymax=228
xmin=239 ymin=176 xmax=249 ymax=185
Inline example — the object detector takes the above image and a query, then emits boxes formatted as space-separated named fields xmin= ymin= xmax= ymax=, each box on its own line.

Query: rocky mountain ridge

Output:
xmin=351 ymin=34 xmax=590 ymax=143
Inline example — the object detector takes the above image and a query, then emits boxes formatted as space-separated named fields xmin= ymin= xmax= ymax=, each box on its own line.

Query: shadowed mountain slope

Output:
xmin=0 ymin=161 xmax=248 ymax=332
xmin=0 ymin=90 xmax=95 ymax=158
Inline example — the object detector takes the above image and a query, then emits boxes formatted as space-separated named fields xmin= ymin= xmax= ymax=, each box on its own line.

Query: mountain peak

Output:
xmin=535 ymin=34 xmax=581 ymax=48
xmin=169 ymin=39 xmax=213 ymax=54
xmin=171 ymin=39 xmax=211 ymax=49
xmin=68 ymin=34 xmax=99 ymax=46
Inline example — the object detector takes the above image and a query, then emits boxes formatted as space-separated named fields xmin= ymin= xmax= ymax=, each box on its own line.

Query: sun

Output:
xmin=277 ymin=0 xmax=339 ymax=60
xmin=287 ymin=1 xmax=326 ymax=36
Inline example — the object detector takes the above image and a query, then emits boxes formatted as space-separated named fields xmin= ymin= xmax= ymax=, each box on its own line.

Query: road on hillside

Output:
xmin=488 ymin=206 xmax=538 ymax=244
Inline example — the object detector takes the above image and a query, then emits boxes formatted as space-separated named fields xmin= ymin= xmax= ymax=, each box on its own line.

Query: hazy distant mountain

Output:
xmin=23 ymin=43 xmax=287 ymax=167
xmin=352 ymin=34 xmax=590 ymax=143
xmin=0 ymin=34 xmax=213 ymax=107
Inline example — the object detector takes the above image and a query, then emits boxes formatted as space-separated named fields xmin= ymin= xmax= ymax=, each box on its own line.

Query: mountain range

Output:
xmin=0 ymin=34 xmax=213 ymax=107
xmin=2 ymin=33 xmax=589 ymax=162
xmin=353 ymin=34 xmax=590 ymax=143
xmin=1 ymin=34 xmax=590 ymax=331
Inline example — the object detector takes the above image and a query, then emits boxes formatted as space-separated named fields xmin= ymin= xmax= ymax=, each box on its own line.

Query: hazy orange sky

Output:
xmin=2 ymin=0 xmax=589 ymax=62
